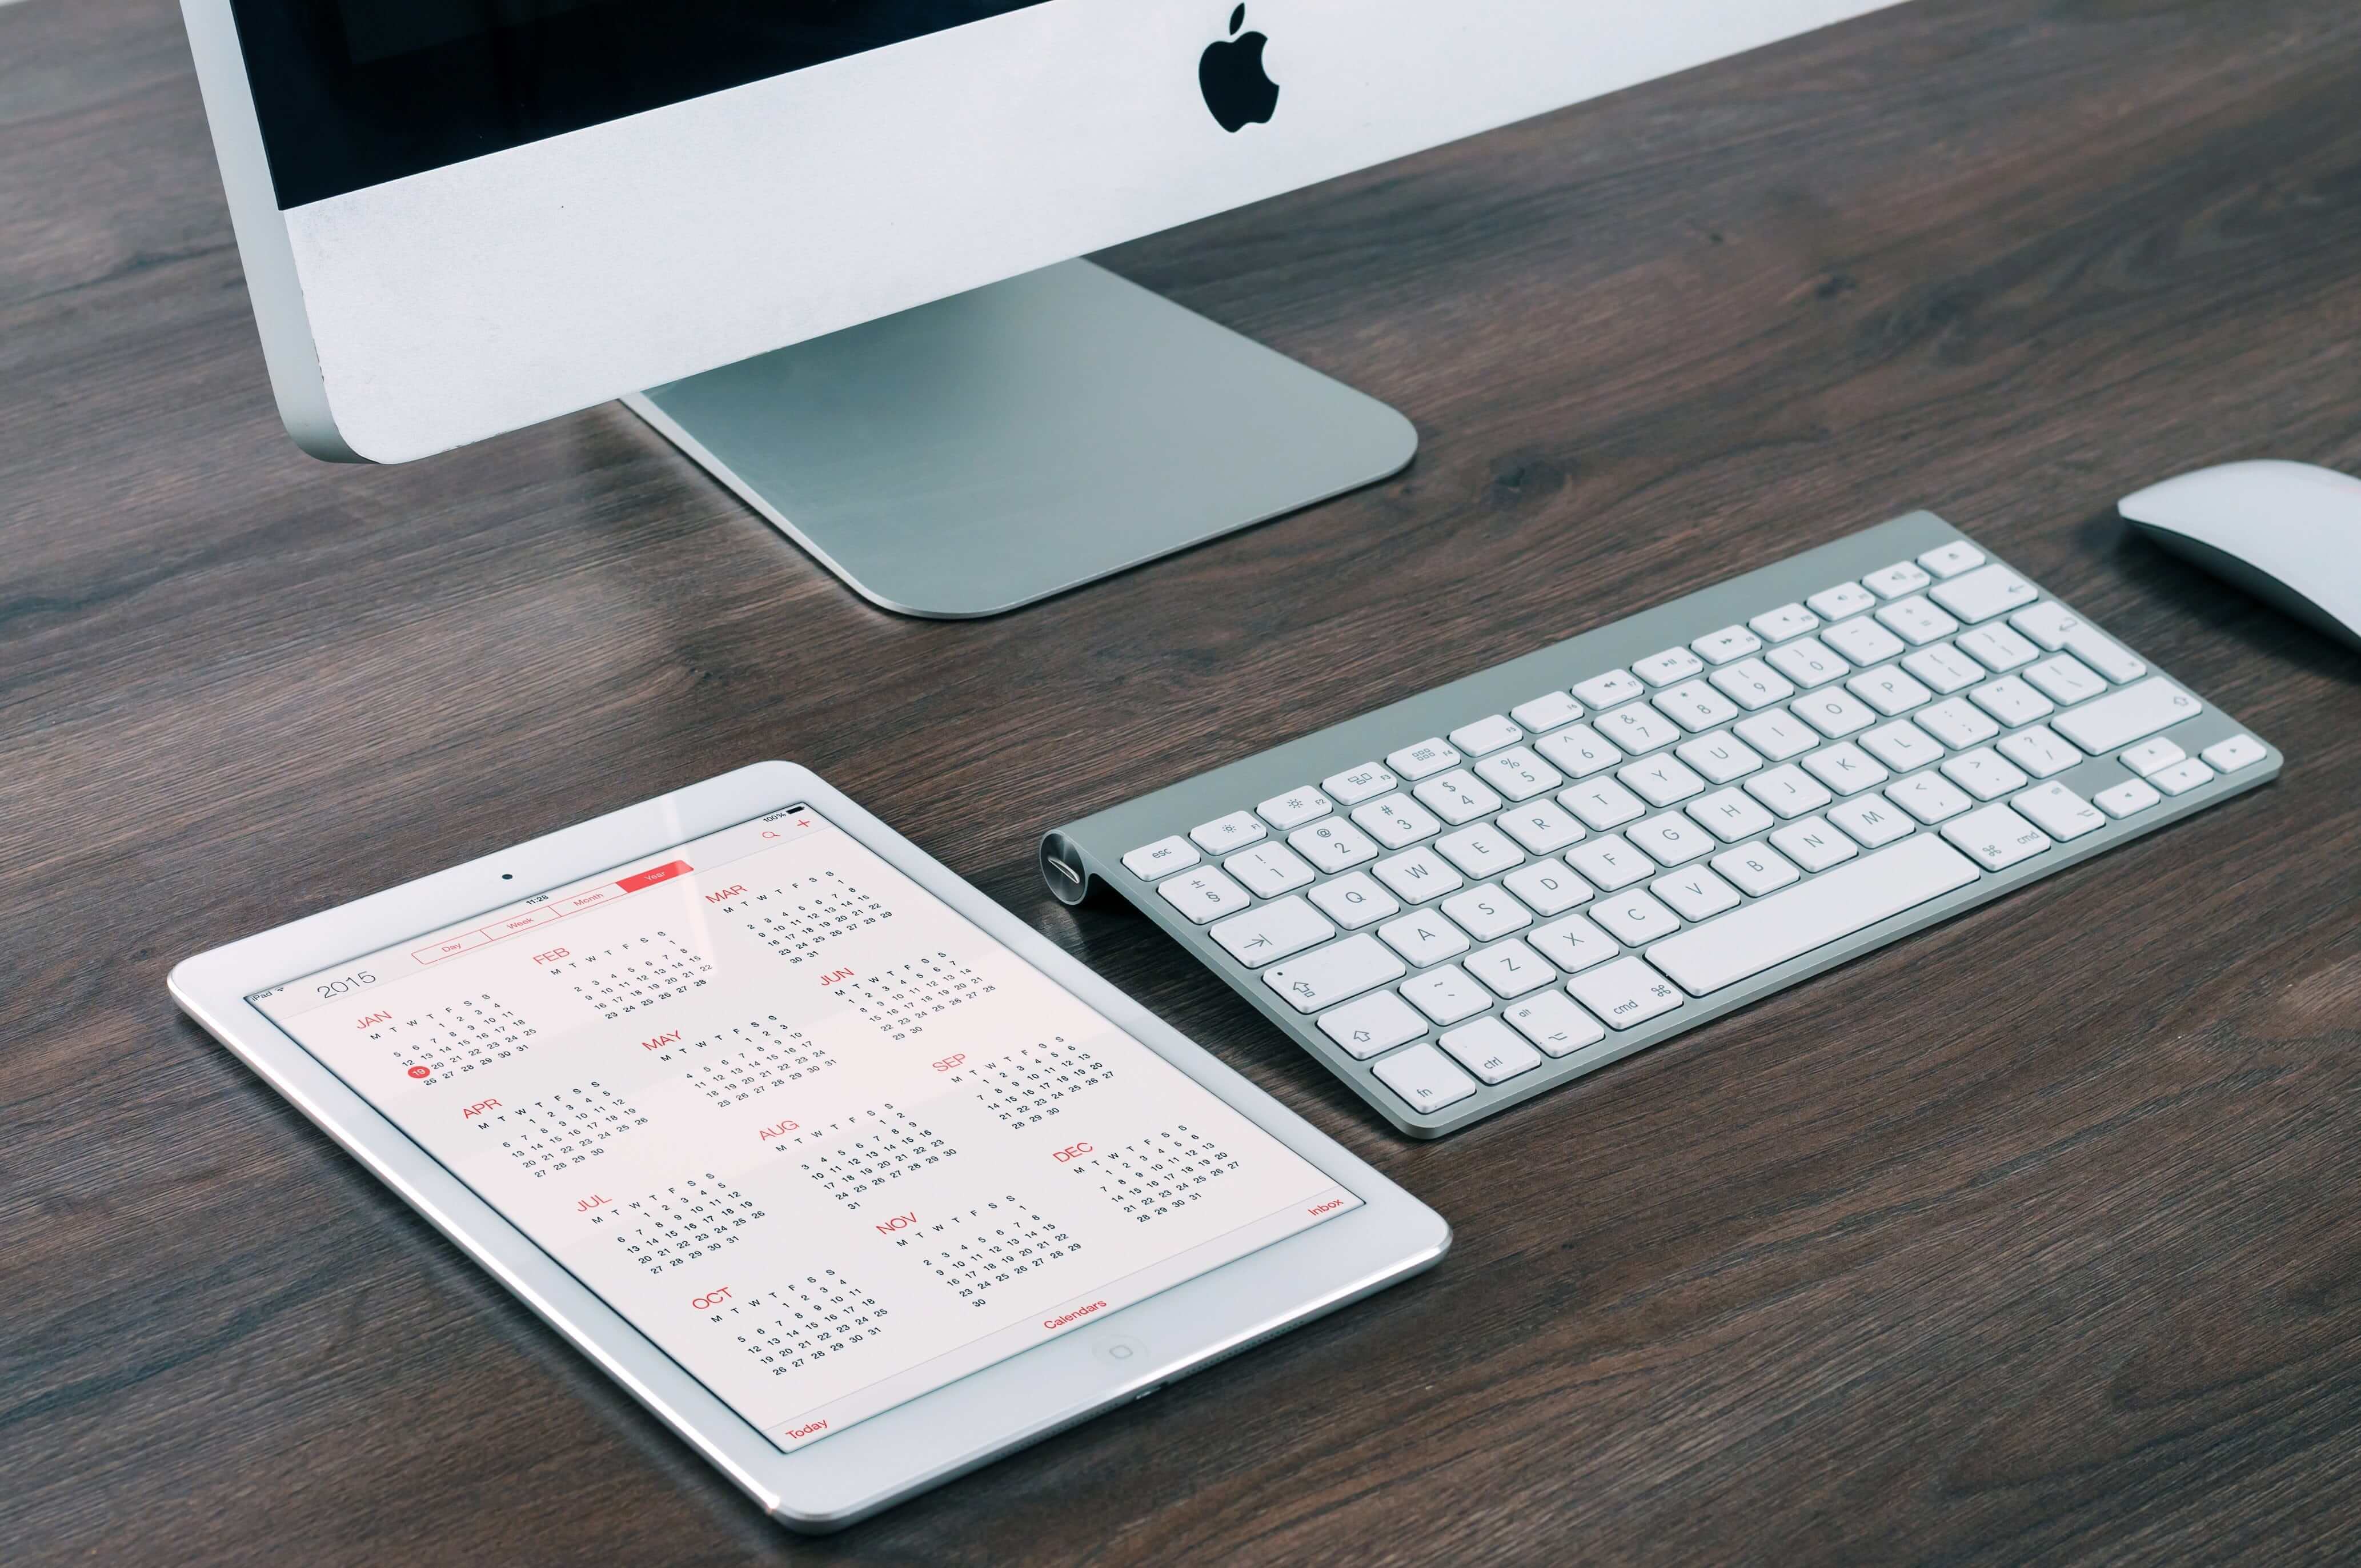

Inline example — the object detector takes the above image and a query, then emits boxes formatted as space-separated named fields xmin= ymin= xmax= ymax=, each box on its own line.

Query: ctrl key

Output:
xmin=1373 ymin=1042 xmax=1480 ymax=1112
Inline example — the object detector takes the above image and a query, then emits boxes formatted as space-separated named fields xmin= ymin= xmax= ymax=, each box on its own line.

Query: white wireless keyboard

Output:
xmin=1040 ymin=514 xmax=2281 ymax=1137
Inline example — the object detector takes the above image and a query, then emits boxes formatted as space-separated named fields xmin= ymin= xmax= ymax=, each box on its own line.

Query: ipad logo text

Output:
xmin=639 ymin=1028 xmax=683 ymax=1051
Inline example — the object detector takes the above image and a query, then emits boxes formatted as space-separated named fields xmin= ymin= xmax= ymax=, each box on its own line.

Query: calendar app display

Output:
xmin=252 ymin=805 xmax=1356 ymax=1450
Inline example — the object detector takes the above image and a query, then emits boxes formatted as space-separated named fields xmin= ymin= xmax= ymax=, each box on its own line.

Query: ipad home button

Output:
xmin=1096 ymin=1335 xmax=1149 ymax=1366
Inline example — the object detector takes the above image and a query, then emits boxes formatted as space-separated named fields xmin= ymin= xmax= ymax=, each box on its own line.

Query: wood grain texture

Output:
xmin=6 ymin=0 xmax=2361 ymax=1561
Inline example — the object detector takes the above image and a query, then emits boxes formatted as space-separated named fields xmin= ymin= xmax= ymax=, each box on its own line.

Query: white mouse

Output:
xmin=2119 ymin=460 xmax=2361 ymax=655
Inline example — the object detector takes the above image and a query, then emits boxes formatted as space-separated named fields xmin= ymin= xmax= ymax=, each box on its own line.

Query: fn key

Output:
xmin=1373 ymin=1043 xmax=1477 ymax=1111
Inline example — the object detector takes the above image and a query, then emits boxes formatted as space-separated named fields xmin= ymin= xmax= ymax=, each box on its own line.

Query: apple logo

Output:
xmin=1200 ymin=5 xmax=1279 ymax=133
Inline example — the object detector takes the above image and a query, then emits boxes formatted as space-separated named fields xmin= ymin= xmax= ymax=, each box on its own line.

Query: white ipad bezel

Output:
xmin=169 ymin=761 xmax=1448 ymax=1531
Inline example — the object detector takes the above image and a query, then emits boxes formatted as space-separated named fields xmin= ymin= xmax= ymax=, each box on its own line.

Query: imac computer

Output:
xmin=183 ymin=1 xmax=1903 ymax=616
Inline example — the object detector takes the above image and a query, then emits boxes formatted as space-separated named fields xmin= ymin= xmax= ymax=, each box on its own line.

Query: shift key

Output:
xmin=1262 ymin=935 xmax=1407 ymax=1013
xmin=2050 ymin=676 xmax=2202 ymax=755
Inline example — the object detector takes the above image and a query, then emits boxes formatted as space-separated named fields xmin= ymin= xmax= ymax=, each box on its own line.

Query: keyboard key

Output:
xmin=1693 ymin=625 xmax=1763 ymax=664
xmin=1505 ymin=991 xmax=1609 ymax=1057
xmin=1902 ymin=643 xmax=1984 ymax=693
xmin=2010 ymin=781 xmax=2106 ymax=843
xmin=1574 ymin=669 xmax=1646 ymax=708
xmin=1750 ymin=603 xmax=1820 ymax=642
xmin=1628 ymin=812 xmax=1717 ymax=867
xmin=1941 ymin=803 xmax=2052 ymax=870
xmin=1809 ymin=581 xmax=1878 ymax=619
xmin=1711 ymin=841 xmax=1801 ymax=895
xmin=1226 ymin=841 xmax=1316 ymax=896
xmin=1957 ymin=623 xmax=2039 ymax=673
xmin=1511 ymin=691 xmax=1586 ymax=733
xmin=1567 ymin=956 xmax=1686 ymax=1029
xmin=1318 ymin=990 xmax=1428 ymax=1058
xmin=1678 ymin=731 xmax=1766 ymax=783
xmin=1592 ymin=891 xmax=1682 ymax=944
xmin=1568 ymin=833 xmax=1654 ymax=890
xmin=1401 ymin=963 xmax=1494 ymax=1025
xmin=2150 ymin=756 xmax=2215 ymax=796
xmin=1653 ymin=679 xmax=1741 ymax=732
xmin=1918 ymin=540 xmax=1986 ymax=578
xmin=1264 ymin=934 xmax=1405 ymax=1012
xmin=1620 ymin=754 xmax=1707 ymax=807
xmin=1929 ymin=562 xmax=2038 ymax=623
xmin=1528 ymin=908 xmax=1620 ymax=974
xmin=1291 ymin=817 xmax=1381 ymax=873
xmin=1865 ymin=560 xmax=1933 ymax=597
xmin=1688 ymin=787 xmax=1777 ymax=843
xmin=1995 ymin=724 xmax=2081 ymax=779
xmin=1496 ymin=800 xmax=1587 ymax=855
xmin=1968 ymin=676 xmax=2054 ymax=728
xmin=1822 ymin=616 xmax=1908 ymax=667
xmin=1387 ymin=737 xmax=1464 ymax=780
xmin=1560 ymin=777 xmax=1648 ymax=830
xmin=2202 ymin=734 xmax=2268 ymax=772
xmin=1745 ymin=764 xmax=1834 ymax=819
xmin=1474 ymin=745 xmax=1566 ymax=801
xmin=2049 ymin=676 xmax=2202 ymax=754
xmin=1597 ymin=702 xmax=1683 ymax=755
xmin=1373 ymin=847 xmax=1465 ymax=903
xmin=1436 ymin=823 xmax=1526 ymax=879
xmin=2095 ymin=778 xmax=2162 ymax=818
xmin=1414 ymin=769 xmax=1505 ymax=824
xmin=2022 ymin=653 xmax=2106 ymax=707
xmin=1449 ymin=713 xmax=1525 ymax=756
xmin=1645 ymin=835 xmax=1981 ymax=995
xmin=1793 ymin=688 xmax=1879 ymax=738
xmin=2010 ymin=602 xmax=2145 ymax=682
xmin=1845 ymin=664 xmax=1934 ymax=716
xmin=1733 ymin=709 xmax=1819 ymax=760
xmin=2119 ymin=737 xmax=2185 ymax=778
xmin=1940 ymin=748 xmax=2029 ymax=801
xmin=1766 ymin=636 xmax=1851 ymax=688
xmin=1636 ymin=647 xmax=1706 ymax=685
xmin=1504 ymin=857 xmax=1593 ymax=916
xmin=1123 ymin=836 xmax=1200 ymax=881
xmin=1352 ymin=793 xmax=1442 ymax=848
xmin=1190 ymin=811 xmax=1266 ymax=853
xmin=1210 ymin=896 xmax=1336 ymax=967
xmin=1708 ymin=658 xmax=1798 ymax=711
xmin=1887 ymin=771 xmax=1975 ymax=824
xmin=1441 ymin=885 xmax=1534 ymax=941
xmin=1309 ymin=871 xmax=1400 ymax=929
xmin=1827 ymin=793 xmax=1915 ymax=848
xmin=1440 ymin=1017 xmax=1544 ymax=1083
xmin=1466 ymin=938 xmax=1559 ymax=998
xmin=1917 ymin=696 xmax=2001 ymax=749
xmin=1801 ymin=741 xmax=1890 ymax=795
xmin=1653 ymin=866 xmax=1742 ymax=921
xmin=1859 ymin=718 xmax=1944 ymax=773
xmin=1378 ymin=909 xmax=1471 ymax=967
xmin=1324 ymin=763 xmax=1398 ymax=805
xmin=1875 ymin=593 xmax=1961 ymax=646
xmin=1158 ymin=867 xmax=1253 ymax=923
xmin=1372 ymin=1042 xmax=1477 ymax=1112
xmin=1534 ymin=723 xmax=1624 ymax=779
xmin=1770 ymin=816 xmax=1858 ymax=872
xmin=1257 ymin=787 xmax=1333 ymax=831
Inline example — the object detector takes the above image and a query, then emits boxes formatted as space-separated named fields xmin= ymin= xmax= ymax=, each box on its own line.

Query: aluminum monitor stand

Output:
xmin=623 ymin=259 xmax=1417 ymax=618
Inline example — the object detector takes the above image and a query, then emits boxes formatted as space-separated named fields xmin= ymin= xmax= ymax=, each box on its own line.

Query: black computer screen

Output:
xmin=227 ymin=1 xmax=1054 ymax=209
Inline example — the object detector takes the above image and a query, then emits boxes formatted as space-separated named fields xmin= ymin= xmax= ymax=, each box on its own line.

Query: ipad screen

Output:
xmin=250 ymin=803 xmax=1358 ymax=1450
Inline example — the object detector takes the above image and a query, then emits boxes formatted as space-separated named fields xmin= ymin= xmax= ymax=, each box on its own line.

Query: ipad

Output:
xmin=170 ymin=762 xmax=1447 ymax=1531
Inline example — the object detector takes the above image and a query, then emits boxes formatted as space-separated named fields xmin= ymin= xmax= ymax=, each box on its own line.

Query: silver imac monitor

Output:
xmin=182 ymin=0 xmax=1904 ymax=615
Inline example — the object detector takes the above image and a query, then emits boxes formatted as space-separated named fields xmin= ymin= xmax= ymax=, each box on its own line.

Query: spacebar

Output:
xmin=1645 ymin=836 xmax=1982 ymax=996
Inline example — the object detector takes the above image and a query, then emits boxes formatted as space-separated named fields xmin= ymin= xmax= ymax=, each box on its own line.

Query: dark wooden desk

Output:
xmin=8 ymin=0 xmax=2361 ymax=1561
